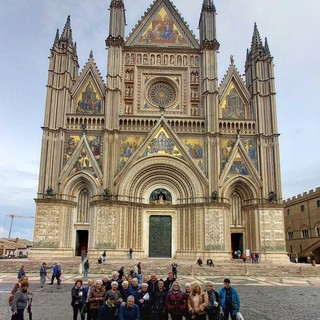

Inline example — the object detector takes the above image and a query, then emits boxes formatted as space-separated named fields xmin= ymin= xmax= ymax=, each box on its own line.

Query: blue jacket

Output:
xmin=218 ymin=286 xmax=240 ymax=316
xmin=98 ymin=302 xmax=117 ymax=320
xmin=119 ymin=303 xmax=140 ymax=320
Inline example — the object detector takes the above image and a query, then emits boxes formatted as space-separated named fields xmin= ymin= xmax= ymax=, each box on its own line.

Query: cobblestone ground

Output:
xmin=1 ymin=275 xmax=320 ymax=320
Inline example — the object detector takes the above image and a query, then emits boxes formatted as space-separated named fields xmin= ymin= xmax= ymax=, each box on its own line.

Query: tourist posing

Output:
xmin=218 ymin=278 xmax=240 ymax=320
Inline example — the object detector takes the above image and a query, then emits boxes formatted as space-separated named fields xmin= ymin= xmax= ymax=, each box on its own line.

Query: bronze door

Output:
xmin=149 ymin=215 xmax=172 ymax=257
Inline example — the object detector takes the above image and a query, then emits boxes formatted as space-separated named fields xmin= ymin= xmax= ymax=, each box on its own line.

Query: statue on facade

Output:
xmin=46 ymin=186 xmax=54 ymax=198
xmin=268 ymin=191 xmax=277 ymax=203
xmin=211 ymin=191 xmax=218 ymax=202
xmin=103 ymin=188 xmax=110 ymax=200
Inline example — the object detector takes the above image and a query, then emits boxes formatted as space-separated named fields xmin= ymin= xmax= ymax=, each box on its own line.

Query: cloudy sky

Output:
xmin=0 ymin=0 xmax=319 ymax=240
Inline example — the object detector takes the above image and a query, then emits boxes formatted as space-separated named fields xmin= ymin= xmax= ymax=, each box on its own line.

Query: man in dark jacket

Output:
xmin=98 ymin=294 xmax=117 ymax=320
xmin=119 ymin=295 xmax=140 ymax=320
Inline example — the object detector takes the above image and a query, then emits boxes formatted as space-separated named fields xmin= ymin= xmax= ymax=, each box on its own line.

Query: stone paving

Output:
xmin=1 ymin=273 xmax=320 ymax=320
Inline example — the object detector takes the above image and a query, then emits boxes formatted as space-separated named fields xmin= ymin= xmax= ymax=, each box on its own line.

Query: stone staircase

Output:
xmin=1 ymin=258 xmax=320 ymax=278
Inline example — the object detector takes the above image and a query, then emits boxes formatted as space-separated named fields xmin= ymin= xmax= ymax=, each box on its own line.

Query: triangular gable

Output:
xmin=60 ymin=134 xmax=103 ymax=183
xmin=71 ymin=54 xmax=106 ymax=115
xmin=219 ymin=64 xmax=251 ymax=119
xmin=126 ymin=0 xmax=199 ymax=49
xmin=115 ymin=117 xmax=207 ymax=183
xmin=220 ymin=137 xmax=261 ymax=187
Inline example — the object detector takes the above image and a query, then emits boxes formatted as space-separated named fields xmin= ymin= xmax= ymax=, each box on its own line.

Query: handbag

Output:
xmin=80 ymin=304 xmax=87 ymax=315
xmin=236 ymin=311 xmax=244 ymax=320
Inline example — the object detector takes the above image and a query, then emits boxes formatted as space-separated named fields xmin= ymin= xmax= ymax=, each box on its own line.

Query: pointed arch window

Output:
xmin=77 ymin=188 xmax=90 ymax=223
xmin=231 ymin=191 xmax=243 ymax=226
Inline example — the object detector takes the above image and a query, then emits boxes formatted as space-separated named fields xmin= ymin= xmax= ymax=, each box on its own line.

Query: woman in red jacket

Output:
xmin=166 ymin=281 xmax=186 ymax=320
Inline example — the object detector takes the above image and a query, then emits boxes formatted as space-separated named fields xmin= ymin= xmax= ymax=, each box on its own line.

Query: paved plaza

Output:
xmin=1 ymin=273 xmax=320 ymax=320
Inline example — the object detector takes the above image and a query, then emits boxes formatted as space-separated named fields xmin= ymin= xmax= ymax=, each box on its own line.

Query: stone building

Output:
xmin=31 ymin=0 xmax=286 ymax=261
xmin=284 ymin=188 xmax=320 ymax=263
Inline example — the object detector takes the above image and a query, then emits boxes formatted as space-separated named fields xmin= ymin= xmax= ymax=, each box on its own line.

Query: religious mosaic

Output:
xmin=221 ymin=138 xmax=257 ymax=173
xmin=220 ymin=82 xmax=246 ymax=119
xmin=229 ymin=153 xmax=249 ymax=175
xmin=119 ymin=136 xmax=144 ymax=170
xmin=64 ymin=135 xmax=101 ymax=167
xmin=136 ymin=7 xmax=188 ymax=47
xmin=182 ymin=138 xmax=204 ymax=171
xmin=75 ymin=80 xmax=102 ymax=114
xmin=141 ymin=129 xmax=183 ymax=158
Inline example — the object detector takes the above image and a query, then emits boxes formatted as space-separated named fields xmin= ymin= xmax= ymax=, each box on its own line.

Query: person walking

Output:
xmin=71 ymin=279 xmax=85 ymax=320
xmin=84 ymin=259 xmax=90 ymax=277
xmin=49 ymin=262 xmax=62 ymax=285
xmin=11 ymin=281 xmax=31 ymax=320
xmin=218 ymin=278 xmax=240 ymax=320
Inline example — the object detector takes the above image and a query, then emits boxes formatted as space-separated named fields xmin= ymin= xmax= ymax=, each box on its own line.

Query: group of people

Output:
xmin=70 ymin=267 xmax=241 ymax=320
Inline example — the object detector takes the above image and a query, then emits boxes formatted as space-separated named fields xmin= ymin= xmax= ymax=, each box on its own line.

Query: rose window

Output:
xmin=147 ymin=81 xmax=177 ymax=109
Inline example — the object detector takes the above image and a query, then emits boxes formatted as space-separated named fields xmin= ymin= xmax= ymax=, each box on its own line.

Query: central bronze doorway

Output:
xmin=149 ymin=215 xmax=172 ymax=258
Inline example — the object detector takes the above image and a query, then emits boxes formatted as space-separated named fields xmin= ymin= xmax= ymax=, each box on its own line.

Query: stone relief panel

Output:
xmin=34 ymin=207 xmax=61 ymax=247
xmin=205 ymin=209 xmax=225 ymax=250
xmin=259 ymin=209 xmax=286 ymax=251
xmin=96 ymin=207 xmax=117 ymax=249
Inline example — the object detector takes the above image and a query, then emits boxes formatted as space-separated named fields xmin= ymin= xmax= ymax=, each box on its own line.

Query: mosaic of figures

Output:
xmin=182 ymin=138 xmax=204 ymax=171
xmin=221 ymin=138 xmax=257 ymax=174
xmin=220 ymin=82 xmax=246 ymax=119
xmin=136 ymin=7 xmax=188 ymax=47
xmin=124 ymin=52 xmax=200 ymax=67
xmin=119 ymin=136 xmax=144 ymax=170
xmin=75 ymin=80 xmax=102 ymax=114
xmin=64 ymin=135 xmax=101 ymax=167
xmin=141 ymin=129 xmax=183 ymax=158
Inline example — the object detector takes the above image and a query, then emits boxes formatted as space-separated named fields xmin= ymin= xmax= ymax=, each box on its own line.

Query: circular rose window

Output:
xmin=147 ymin=81 xmax=177 ymax=109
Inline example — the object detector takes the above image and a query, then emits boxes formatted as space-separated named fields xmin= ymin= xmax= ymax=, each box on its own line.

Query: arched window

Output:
xmin=77 ymin=188 xmax=90 ymax=222
xmin=231 ymin=192 xmax=243 ymax=226
xmin=150 ymin=188 xmax=172 ymax=205
xmin=301 ymin=226 xmax=310 ymax=238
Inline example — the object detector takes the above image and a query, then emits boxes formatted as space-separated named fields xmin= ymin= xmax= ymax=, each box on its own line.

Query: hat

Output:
xmin=223 ymin=278 xmax=231 ymax=283
xmin=108 ymin=294 xmax=116 ymax=300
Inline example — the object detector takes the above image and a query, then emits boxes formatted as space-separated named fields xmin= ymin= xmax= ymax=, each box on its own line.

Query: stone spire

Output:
xmin=199 ymin=0 xmax=219 ymax=49
xmin=60 ymin=15 xmax=73 ymax=45
xmin=106 ymin=0 xmax=126 ymax=47
xmin=250 ymin=23 xmax=263 ymax=53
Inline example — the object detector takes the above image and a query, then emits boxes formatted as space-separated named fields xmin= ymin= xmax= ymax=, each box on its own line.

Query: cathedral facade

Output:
xmin=31 ymin=0 xmax=287 ymax=262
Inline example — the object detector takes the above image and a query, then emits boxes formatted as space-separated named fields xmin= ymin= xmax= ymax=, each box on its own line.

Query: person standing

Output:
xmin=98 ymin=294 xmax=117 ymax=320
xmin=119 ymin=295 xmax=140 ymax=320
xmin=71 ymin=279 xmax=85 ymax=320
xmin=310 ymin=252 xmax=316 ymax=266
xmin=17 ymin=265 xmax=25 ymax=280
xmin=11 ymin=281 xmax=30 ymax=320
xmin=188 ymin=282 xmax=208 ymax=320
xmin=218 ymin=278 xmax=240 ymax=320
xmin=39 ymin=262 xmax=48 ymax=287
xmin=129 ymin=248 xmax=133 ymax=259
xmin=88 ymin=280 xmax=106 ymax=320
xmin=102 ymin=251 xmax=107 ymax=263
xmin=84 ymin=259 xmax=90 ymax=277
xmin=171 ymin=262 xmax=178 ymax=279
xmin=166 ymin=281 xmax=186 ymax=320
xmin=204 ymin=281 xmax=220 ymax=320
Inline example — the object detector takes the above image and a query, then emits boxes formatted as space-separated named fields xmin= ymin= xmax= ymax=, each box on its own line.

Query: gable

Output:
xmin=60 ymin=134 xmax=103 ymax=182
xmin=126 ymin=0 xmax=199 ymax=49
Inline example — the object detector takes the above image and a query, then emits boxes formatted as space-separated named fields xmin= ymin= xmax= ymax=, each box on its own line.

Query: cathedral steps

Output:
xmin=1 ymin=258 xmax=320 ymax=278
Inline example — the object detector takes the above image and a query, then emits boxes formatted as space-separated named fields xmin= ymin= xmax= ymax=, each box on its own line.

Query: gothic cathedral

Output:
xmin=31 ymin=0 xmax=287 ymax=262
